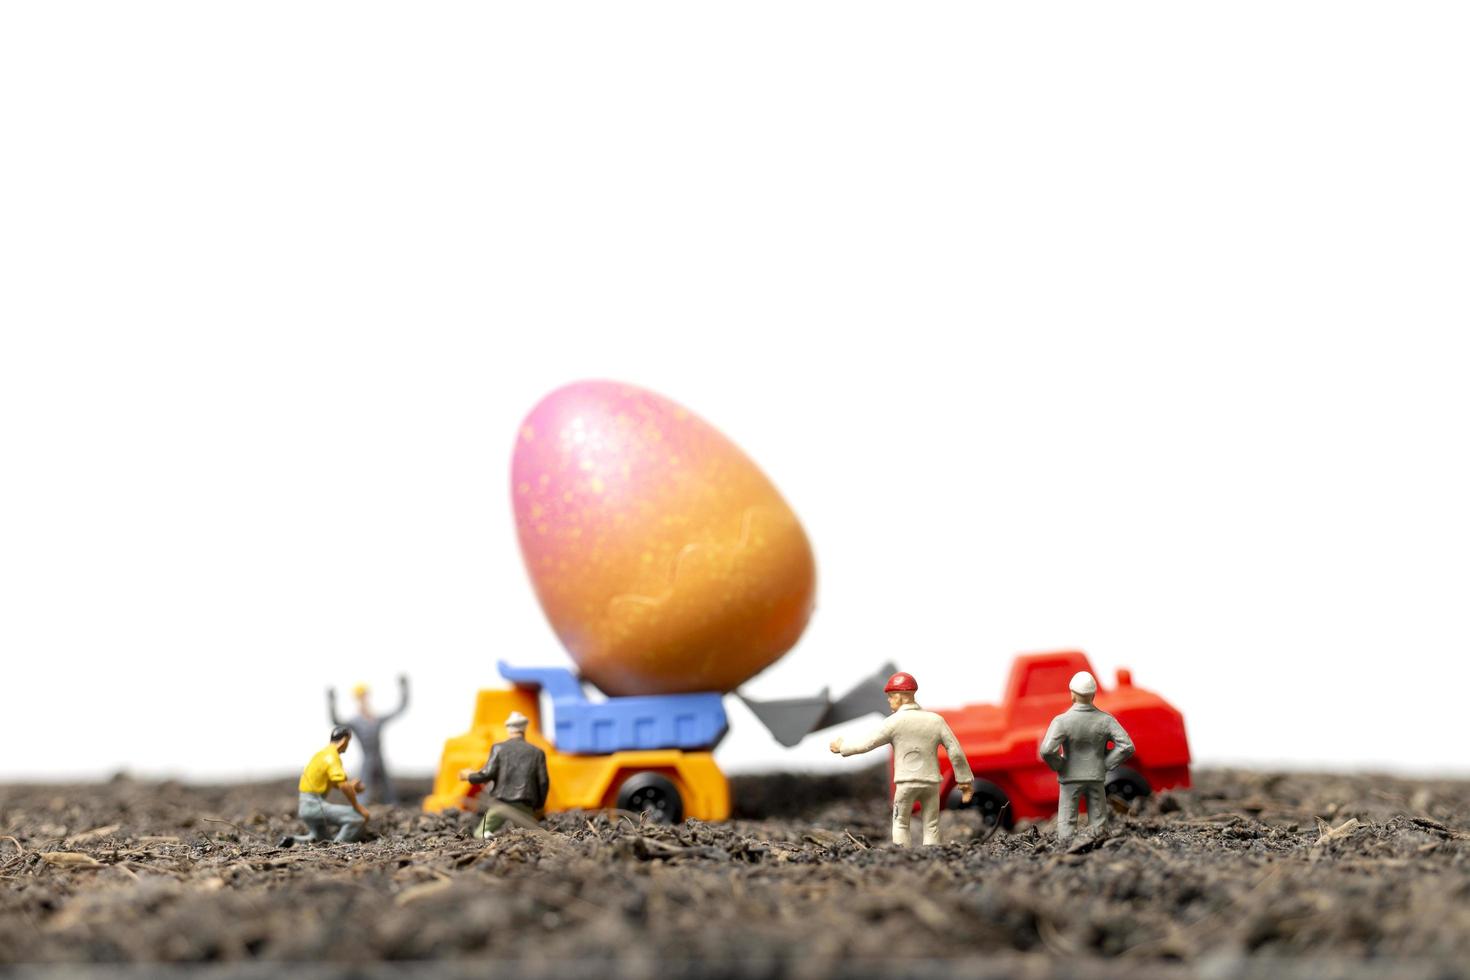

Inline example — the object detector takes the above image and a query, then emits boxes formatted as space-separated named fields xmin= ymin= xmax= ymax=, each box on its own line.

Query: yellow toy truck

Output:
xmin=424 ymin=662 xmax=731 ymax=823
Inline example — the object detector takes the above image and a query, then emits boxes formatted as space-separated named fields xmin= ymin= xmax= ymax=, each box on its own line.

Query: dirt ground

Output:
xmin=2 ymin=768 xmax=1468 ymax=979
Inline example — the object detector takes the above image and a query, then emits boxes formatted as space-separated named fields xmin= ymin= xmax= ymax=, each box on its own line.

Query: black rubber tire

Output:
xmin=945 ymin=778 xmax=1014 ymax=830
xmin=616 ymin=772 xmax=684 ymax=825
xmin=1106 ymin=766 xmax=1152 ymax=805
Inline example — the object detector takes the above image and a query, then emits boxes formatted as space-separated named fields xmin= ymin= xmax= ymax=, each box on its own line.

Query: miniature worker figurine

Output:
xmin=828 ymin=671 xmax=975 ymax=847
xmin=1039 ymin=671 xmax=1135 ymax=842
xmin=279 ymin=725 xmax=371 ymax=847
xmin=457 ymin=711 xmax=550 ymax=837
xmin=327 ymin=674 xmax=409 ymax=804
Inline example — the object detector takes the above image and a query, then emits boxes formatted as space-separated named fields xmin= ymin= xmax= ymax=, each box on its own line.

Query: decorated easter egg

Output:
xmin=511 ymin=381 xmax=816 ymax=696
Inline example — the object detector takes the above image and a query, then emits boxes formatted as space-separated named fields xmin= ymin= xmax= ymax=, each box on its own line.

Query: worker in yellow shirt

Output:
xmin=278 ymin=726 xmax=370 ymax=846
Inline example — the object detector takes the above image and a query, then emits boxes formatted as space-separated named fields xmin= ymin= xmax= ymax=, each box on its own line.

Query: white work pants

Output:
xmin=892 ymin=781 xmax=942 ymax=847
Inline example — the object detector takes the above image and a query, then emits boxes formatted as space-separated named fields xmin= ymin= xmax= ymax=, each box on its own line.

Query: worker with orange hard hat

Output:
xmin=829 ymin=670 xmax=975 ymax=847
xmin=327 ymin=674 xmax=410 ymax=804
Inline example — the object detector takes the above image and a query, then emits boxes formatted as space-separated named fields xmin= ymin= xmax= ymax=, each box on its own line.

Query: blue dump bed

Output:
xmin=498 ymin=661 xmax=729 ymax=754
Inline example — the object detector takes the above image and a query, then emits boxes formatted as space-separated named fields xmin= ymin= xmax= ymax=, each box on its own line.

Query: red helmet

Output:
xmin=884 ymin=671 xmax=918 ymax=693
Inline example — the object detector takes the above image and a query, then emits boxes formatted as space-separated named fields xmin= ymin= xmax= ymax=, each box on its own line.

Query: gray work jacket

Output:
xmin=328 ymin=689 xmax=407 ymax=765
xmin=1039 ymin=703 xmax=1135 ymax=783
xmin=467 ymin=738 xmax=550 ymax=809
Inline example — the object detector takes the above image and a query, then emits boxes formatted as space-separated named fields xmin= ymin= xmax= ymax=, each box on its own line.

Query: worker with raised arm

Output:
xmin=279 ymin=725 xmax=371 ymax=846
xmin=327 ymin=674 xmax=409 ymax=804
xmin=1039 ymin=671 xmax=1135 ymax=841
xmin=829 ymin=671 xmax=974 ymax=847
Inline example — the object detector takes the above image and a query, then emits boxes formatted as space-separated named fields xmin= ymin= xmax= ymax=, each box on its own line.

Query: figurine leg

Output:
xmin=319 ymin=801 xmax=365 ymax=843
xmin=891 ymin=782 xmax=922 ymax=846
xmin=297 ymin=793 xmax=331 ymax=842
xmin=371 ymin=762 xmax=397 ymax=805
xmin=1056 ymin=782 xmax=1083 ymax=841
xmin=919 ymin=784 xmax=942 ymax=845
xmin=362 ymin=758 xmax=395 ymax=805
xmin=474 ymin=801 xmax=534 ymax=839
xmin=1083 ymin=781 xmax=1108 ymax=833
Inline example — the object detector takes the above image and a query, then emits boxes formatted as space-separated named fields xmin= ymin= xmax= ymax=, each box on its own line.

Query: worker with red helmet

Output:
xmin=829 ymin=670 xmax=975 ymax=846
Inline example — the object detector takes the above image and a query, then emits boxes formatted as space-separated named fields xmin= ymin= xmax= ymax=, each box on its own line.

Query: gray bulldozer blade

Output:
xmin=738 ymin=661 xmax=900 ymax=746
xmin=736 ymin=691 xmax=832 ymax=748
xmin=823 ymin=661 xmax=897 ymax=728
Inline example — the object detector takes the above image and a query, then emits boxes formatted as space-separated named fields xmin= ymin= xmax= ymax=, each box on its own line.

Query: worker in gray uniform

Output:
xmin=829 ymin=670 xmax=975 ymax=847
xmin=327 ymin=674 xmax=409 ymax=805
xmin=1039 ymin=671 xmax=1135 ymax=841
xmin=458 ymin=711 xmax=550 ymax=837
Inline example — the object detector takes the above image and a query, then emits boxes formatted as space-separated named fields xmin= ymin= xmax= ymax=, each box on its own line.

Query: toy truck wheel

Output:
xmin=946 ymin=779 xmax=1014 ymax=830
xmin=616 ymin=773 xmax=684 ymax=825
xmin=1106 ymin=766 xmax=1151 ymax=805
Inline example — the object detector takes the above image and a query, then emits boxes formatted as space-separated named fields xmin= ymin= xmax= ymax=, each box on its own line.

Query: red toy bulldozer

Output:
xmin=740 ymin=650 xmax=1190 ymax=830
xmin=934 ymin=651 xmax=1191 ymax=828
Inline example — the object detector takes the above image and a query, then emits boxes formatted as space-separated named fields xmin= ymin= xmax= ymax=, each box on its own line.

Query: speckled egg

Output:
xmin=511 ymin=380 xmax=816 ymax=696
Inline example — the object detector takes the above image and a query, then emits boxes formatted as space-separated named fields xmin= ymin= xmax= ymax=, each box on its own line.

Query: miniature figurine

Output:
xmin=829 ymin=671 xmax=975 ymax=847
xmin=425 ymin=661 xmax=726 ymax=821
xmin=327 ymin=674 xmax=409 ymax=804
xmin=1039 ymin=671 xmax=1135 ymax=841
xmin=278 ymin=725 xmax=370 ymax=847
xmin=458 ymin=711 xmax=550 ymax=836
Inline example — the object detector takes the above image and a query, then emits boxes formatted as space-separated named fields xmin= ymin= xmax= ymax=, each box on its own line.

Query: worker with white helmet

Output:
xmin=1039 ymin=671 xmax=1135 ymax=841
xmin=829 ymin=671 xmax=975 ymax=847
xmin=458 ymin=710 xmax=550 ymax=837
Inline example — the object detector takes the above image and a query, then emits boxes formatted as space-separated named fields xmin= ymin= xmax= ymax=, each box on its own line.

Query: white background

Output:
xmin=2 ymin=3 xmax=1467 ymax=782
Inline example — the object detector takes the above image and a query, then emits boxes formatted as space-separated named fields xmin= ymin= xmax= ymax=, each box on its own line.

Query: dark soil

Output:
xmin=2 ymin=768 xmax=1469 ymax=979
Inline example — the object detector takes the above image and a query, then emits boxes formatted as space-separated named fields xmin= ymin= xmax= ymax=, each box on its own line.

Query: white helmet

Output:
xmin=504 ymin=711 xmax=530 ymax=730
xmin=1068 ymin=671 xmax=1098 ymax=696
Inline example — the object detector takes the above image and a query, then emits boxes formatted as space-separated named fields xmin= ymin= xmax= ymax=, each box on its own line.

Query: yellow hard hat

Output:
xmin=351 ymin=683 xmax=370 ymax=698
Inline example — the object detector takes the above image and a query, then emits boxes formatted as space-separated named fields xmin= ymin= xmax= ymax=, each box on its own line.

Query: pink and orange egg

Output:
xmin=511 ymin=381 xmax=816 ymax=696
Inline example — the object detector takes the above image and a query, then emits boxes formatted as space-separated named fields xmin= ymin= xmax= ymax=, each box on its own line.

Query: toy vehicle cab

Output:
xmin=423 ymin=662 xmax=731 ymax=824
xmin=931 ymin=651 xmax=1191 ymax=827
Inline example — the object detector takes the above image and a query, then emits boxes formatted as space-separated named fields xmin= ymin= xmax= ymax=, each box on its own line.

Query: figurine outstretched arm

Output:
xmin=381 ymin=674 xmax=410 ymax=723
xmin=1104 ymin=719 xmax=1135 ymax=771
xmin=326 ymin=687 xmax=341 ymax=727
xmin=830 ymin=717 xmax=895 ymax=757
xmin=461 ymin=746 xmax=500 ymax=789
xmin=1038 ymin=718 xmax=1066 ymax=772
